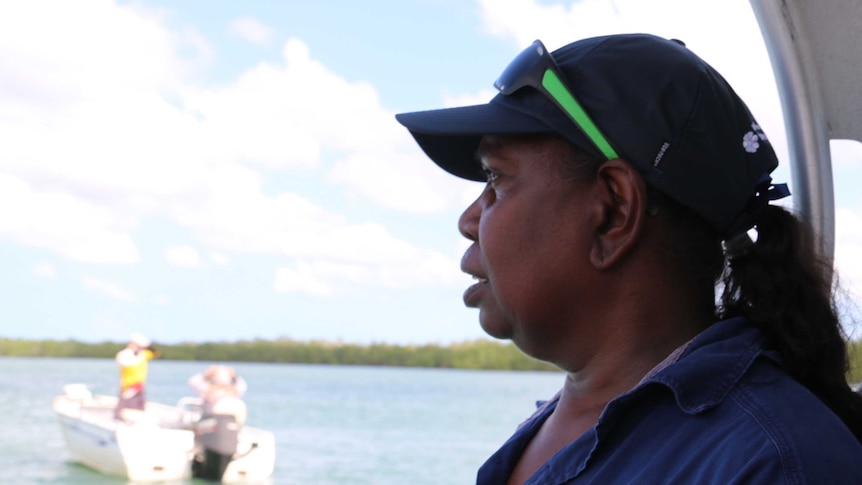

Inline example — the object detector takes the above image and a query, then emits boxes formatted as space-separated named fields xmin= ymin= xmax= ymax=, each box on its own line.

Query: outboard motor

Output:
xmin=190 ymin=396 xmax=248 ymax=481
xmin=191 ymin=413 xmax=240 ymax=481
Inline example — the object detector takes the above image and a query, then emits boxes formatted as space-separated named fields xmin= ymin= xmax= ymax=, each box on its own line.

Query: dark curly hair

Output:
xmin=719 ymin=205 xmax=862 ymax=441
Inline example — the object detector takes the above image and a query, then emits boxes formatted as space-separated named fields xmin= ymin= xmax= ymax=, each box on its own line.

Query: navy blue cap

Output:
xmin=395 ymin=34 xmax=786 ymax=237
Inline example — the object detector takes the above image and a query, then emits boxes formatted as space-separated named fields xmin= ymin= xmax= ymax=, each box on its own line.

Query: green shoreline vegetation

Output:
xmin=4 ymin=337 xmax=862 ymax=381
xmin=0 ymin=337 xmax=559 ymax=372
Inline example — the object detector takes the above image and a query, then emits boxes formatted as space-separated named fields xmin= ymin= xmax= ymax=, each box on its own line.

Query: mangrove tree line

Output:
xmin=0 ymin=337 xmax=559 ymax=372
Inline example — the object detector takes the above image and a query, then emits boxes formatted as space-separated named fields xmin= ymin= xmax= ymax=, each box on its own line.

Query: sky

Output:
xmin=2 ymin=0 xmax=862 ymax=345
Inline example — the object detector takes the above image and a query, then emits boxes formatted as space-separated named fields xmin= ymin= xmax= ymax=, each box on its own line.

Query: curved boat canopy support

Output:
xmin=749 ymin=0 xmax=862 ymax=264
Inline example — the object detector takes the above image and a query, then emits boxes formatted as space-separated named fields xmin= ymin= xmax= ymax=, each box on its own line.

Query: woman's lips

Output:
xmin=461 ymin=246 xmax=487 ymax=307
xmin=463 ymin=275 xmax=488 ymax=307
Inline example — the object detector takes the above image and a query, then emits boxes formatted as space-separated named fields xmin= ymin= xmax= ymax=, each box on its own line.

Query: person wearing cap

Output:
xmin=114 ymin=333 xmax=160 ymax=420
xmin=188 ymin=364 xmax=248 ymax=415
xmin=397 ymin=34 xmax=862 ymax=484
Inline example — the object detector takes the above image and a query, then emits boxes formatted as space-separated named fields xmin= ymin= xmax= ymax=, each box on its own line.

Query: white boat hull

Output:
xmin=53 ymin=384 xmax=275 ymax=483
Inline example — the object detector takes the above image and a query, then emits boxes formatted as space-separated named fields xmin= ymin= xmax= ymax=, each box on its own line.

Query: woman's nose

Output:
xmin=458 ymin=194 xmax=482 ymax=241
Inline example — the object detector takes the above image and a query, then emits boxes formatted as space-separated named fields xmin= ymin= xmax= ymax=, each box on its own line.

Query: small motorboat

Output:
xmin=53 ymin=383 xmax=275 ymax=483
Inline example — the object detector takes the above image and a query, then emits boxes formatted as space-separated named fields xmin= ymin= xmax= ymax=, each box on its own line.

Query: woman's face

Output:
xmin=458 ymin=134 xmax=599 ymax=358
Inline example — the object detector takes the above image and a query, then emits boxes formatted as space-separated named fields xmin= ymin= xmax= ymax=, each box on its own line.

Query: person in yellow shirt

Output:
xmin=114 ymin=333 xmax=159 ymax=420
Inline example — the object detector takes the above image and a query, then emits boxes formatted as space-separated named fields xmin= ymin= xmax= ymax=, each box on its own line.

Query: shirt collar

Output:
xmin=639 ymin=316 xmax=772 ymax=414
xmin=478 ymin=317 xmax=774 ymax=484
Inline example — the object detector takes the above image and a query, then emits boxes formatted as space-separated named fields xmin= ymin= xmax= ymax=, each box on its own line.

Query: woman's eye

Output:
xmin=483 ymin=168 xmax=499 ymax=184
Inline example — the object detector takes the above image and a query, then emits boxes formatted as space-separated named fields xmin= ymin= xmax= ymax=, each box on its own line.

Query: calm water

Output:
xmin=0 ymin=357 xmax=564 ymax=484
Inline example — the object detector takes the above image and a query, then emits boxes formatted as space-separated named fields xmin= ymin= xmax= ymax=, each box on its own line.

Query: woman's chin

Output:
xmin=478 ymin=313 xmax=513 ymax=340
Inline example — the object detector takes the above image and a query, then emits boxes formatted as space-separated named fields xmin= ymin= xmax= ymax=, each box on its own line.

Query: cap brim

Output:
xmin=396 ymin=100 xmax=555 ymax=181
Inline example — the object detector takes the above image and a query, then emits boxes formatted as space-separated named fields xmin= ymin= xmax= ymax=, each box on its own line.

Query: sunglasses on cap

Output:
xmin=494 ymin=39 xmax=619 ymax=160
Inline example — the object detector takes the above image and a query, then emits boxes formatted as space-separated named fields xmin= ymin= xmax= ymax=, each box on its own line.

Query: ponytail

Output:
xmin=719 ymin=205 xmax=862 ymax=441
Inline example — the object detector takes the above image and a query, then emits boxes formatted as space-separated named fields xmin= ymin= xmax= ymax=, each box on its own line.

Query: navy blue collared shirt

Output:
xmin=478 ymin=318 xmax=862 ymax=484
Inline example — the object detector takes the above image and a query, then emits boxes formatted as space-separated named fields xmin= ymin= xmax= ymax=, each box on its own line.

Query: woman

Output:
xmin=396 ymin=34 xmax=862 ymax=484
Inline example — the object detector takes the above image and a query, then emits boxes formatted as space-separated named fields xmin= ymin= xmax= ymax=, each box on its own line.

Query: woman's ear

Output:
xmin=589 ymin=159 xmax=649 ymax=269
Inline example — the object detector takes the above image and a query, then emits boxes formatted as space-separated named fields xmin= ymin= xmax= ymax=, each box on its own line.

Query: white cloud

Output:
xmin=209 ymin=251 xmax=230 ymax=266
xmin=273 ymin=249 xmax=463 ymax=297
xmin=7 ymin=0 xmax=801 ymax=301
xmin=0 ymin=3 xmax=458 ymax=225
xmin=836 ymin=208 xmax=862 ymax=287
xmin=327 ymin=144 xmax=469 ymax=214
xmin=184 ymin=39 xmax=376 ymax=170
xmin=0 ymin=1 xmax=466 ymax=292
xmin=477 ymin=0 xmax=618 ymax=48
xmin=184 ymin=38 xmax=461 ymax=214
xmin=228 ymin=16 xmax=274 ymax=47
xmin=165 ymin=245 xmax=202 ymax=268
xmin=0 ymin=0 xmax=203 ymax=263
xmin=82 ymin=275 xmax=135 ymax=301
xmin=274 ymin=264 xmax=335 ymax=297
xmin=0 ymin=2 xmax=181 ymax=100
xmin=0 ymin=174 xmax=139 ymax=264
xmin=174 ymin=184 xmax=465 ymax=292
xmin=831 ymin=140 xmax=862 ymax=170
xmin=835 ymin=207 xmax=862 ymax=336
xmin=32 ymin=262 xmax=57 ymax=280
